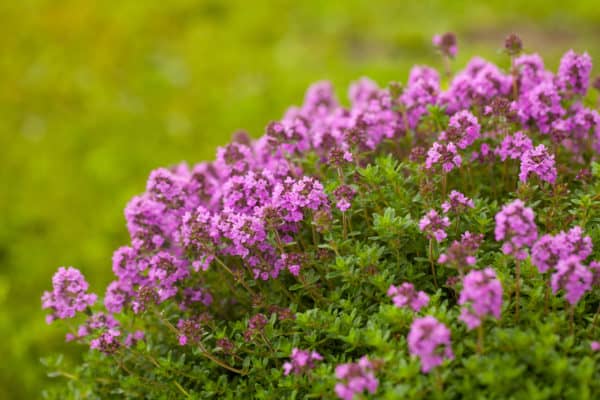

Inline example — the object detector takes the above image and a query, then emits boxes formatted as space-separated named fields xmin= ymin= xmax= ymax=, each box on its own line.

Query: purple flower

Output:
xmin=438 ymin=231 xmax=483 ymax=271
xmin=496 ymin=131 xmax=533 ymax=161
xmin=179 ymin=206 xmax=215 ymax=271
xmin=419 ymin=209 xmax=451 ymax=242
xmin=407 ymin=316 xmax=454 ymax=373
xmin=459 ymin=268 xmax=503 ymax=330
xmin=517 ymin=82 xmax=565 ymax=134
xmin=283 ymin=348 xmax=323 ymax=376
xmin=591 ymin=341 xmax=600 ymax=352
xmin=531 ymin=234 xmax=563 ymax=274
xmin=551 ymin=256 xmax=593 ymax=305
xmin=177 ymin=317 xmax=204 ymax=346
xmin=557 ymin=50 xmax=592 ymax=96
xmin=563 ymin=226 xmax=593 ymax=261
xmin=334 ymin=356 xmax=379 ymax=400
xmin=439 ymin=57 xmax=512 ymax=113
xmin=401 ymin=66 xmax=440 ymax=128
xmin=532 ymin=226 xmax=592 ymax=274
xmin=90 ymin=329 xmax=121 ymax=354
xmin=514 ymin=53 xmax=552 ymax=94
xmin=146 ymin=168 xmax=189 ymax=210
xmin=42 ymin=267 xmax=97 ymax=324
xmin=441 ymin=190 xmax=474 ymax=214
xmin=387 ymin=283 xmax=429 ymax=312
xmin=519 ymin=144 xmax=557 ymax=184
xmin=494 ymin=199 xmax=538 ymax=260
xmin=147 ymin=252 xmax=189 ymax=302
xmin=439 ymin=110 xmax=480 ymax=149
xmin=425 ymin=142 xmax=462 ymax=173
xmin=333 ymin=185 xmax=357 ymax=212
xmin=124 ymin=330 xmax=145 ymax=347
xmin=432 ymin=32 xmax=457 ymax=58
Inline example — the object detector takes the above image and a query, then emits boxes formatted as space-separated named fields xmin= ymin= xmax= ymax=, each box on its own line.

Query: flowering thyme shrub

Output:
xmin=42 ymin=36 xmax=600 ymax=399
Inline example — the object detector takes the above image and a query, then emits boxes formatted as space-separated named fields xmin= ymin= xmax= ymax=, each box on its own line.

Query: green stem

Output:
xmin=590 ymin=303 xmax=600 ymax=338
xmin=569 ymin=304 xmax=575 ymax=336
xmin=514 ymin=259 xmax=521 ymax=323
xmin=544 ymin=275 xmax=550 ymax=317
xmin=429 ymin=239 xmax=439 ymax=289
xmin=476 ymin=325 xmax=484 ymax=354
xmin=173 ymin=381 xmax=191 ymax=398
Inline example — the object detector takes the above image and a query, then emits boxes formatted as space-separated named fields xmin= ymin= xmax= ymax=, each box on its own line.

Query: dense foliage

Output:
xmin=41 ymin=36 xmax=600 ymax=399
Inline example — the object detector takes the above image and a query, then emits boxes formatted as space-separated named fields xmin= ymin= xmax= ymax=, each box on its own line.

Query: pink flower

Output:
xmin=432 ymin=32 xmax=457 ymax=58
xmin=41 ymin=267 xmax=97 ymax=324
xmin=439 ymin=111 xmax=480 ymax=149
xmin=283 ymin=348 xmax=322 ymax=376
xmin=459 ymin=268 xmax=503 ymax=330
xmin=408 ymin=316 xmax=454 ymax=373
xmin=494 ymin=199 xmax=538 ymax=260
xmin=419 ymin=209 xmax=451 ymax=242
xmin=387 ymin=283 xmax=429 ymax=312
xmin=438 ymin=231 xmax=483 ymax=271
xmin=425 ymin=142 xmax=462 ymax=173
xmin=334 ymin=356 xmax=379 ymax=400
xmin=519 ymin=144 xmax=557 ymax=184
xmin=441 ymin=190 xmax=474 ymax=214
xmin=551 ymin=256 xmax=593 ymax=305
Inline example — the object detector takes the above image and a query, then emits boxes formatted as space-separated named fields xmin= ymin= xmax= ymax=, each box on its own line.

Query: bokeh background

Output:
xmin=1 ymin=0 xmax=600 ymax=398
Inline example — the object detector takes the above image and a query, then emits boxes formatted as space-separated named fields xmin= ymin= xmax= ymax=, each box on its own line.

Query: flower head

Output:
xmin=441 ymin=190 xmax=474 ymax=214
xmin=425 ymin=142 xmax=462 ymax=173
xmin=42 ymin=267 xmax=97 ymax=324
xmin=551 ymin=256 xmax=593 ymax=305
xmin=494 ymin=199 xmax=538 ymax=260
xmin=557 ymin=50 xmax=592 ymax=96
xmin=439 ymin=110 xmax=480 ymax=149
xmin=433 ymin=32 xmax=457 ymax=58
xmin=407 ymin=316 xmax=454 ymax=373
xmin=334 ymin=356 xmax=379 ymax=400
xmin=387 ymin=283 xmax=429 ymax=312
xmin=419 ymin=209 xmax=451 ymax=242
xmin=519 ymin=144 xmax=557 ymax=184
xmin=459 ymin=268 xmax=503 ymax=330
xmin=283 ymin=348 xmax=322 ymax=376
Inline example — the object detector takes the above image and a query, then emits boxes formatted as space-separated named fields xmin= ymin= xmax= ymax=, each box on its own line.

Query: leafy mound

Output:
xmin=42 ymin=38 xmax=600 ymax=399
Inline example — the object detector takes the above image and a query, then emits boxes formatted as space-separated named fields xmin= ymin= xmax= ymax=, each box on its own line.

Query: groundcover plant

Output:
xmin=42 ymin=34 xmax=600 ymax=399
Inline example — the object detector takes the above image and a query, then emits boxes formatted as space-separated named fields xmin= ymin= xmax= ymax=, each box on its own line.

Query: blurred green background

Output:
xmin=1 ymin=0 xmax=599 ymax=398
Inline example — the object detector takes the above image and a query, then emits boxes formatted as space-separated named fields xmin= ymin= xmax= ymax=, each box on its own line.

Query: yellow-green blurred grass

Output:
xmin=0 ymin=0 xmax=599 ymax=398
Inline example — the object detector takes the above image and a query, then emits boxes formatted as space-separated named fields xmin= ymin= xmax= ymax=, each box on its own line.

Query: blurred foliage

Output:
xmin=0 ymin=0 xmax=599 ymax=398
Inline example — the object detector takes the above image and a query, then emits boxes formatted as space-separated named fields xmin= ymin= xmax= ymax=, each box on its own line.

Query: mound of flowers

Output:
xmin=42 ymin=34 xmax=600 ymax=399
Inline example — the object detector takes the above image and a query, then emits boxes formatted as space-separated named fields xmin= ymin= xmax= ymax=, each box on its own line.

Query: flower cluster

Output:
xmin=496 ymin=131 xmax=533 ymax=161
xmin=41 ymin=39 xmax=600 ymax=399
xmin=407 ymin=316 xmax=454 ymax=373
xmin=458 ymin=268 xmax=503 ymax=330
xmin=494 ymin=199 xmax=538 ymax=260
xmin=283 ymin=348 xmax=323 ymax=376
xmin=425 ymin=142 xmax=462 ymax=172
xmin=439 ymin=111 xmax=481 ymax=149
xmin=41 ymin=267 xmax=97 ymax=324
xmin=387 ymin=283 xmax=429 ymax=312
xmin=432 ymin=32 xmax=457 ymax=58
xmin=419 ymin=209 xmax=451 ymax=242
xmin=551 ymin=256 xmax=593 ymax=305
xmin=438 ymin=231 xmax=483 ymax=273
xmin=531 ymin=226 xmax=593 ymax=274
xmin=334 ymin=357 xmax=379 ymax=400
xmin=519 ymin=144 xmax=557 ymax=184
xmin=441 ymin=190 xmax=474 ymax=214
